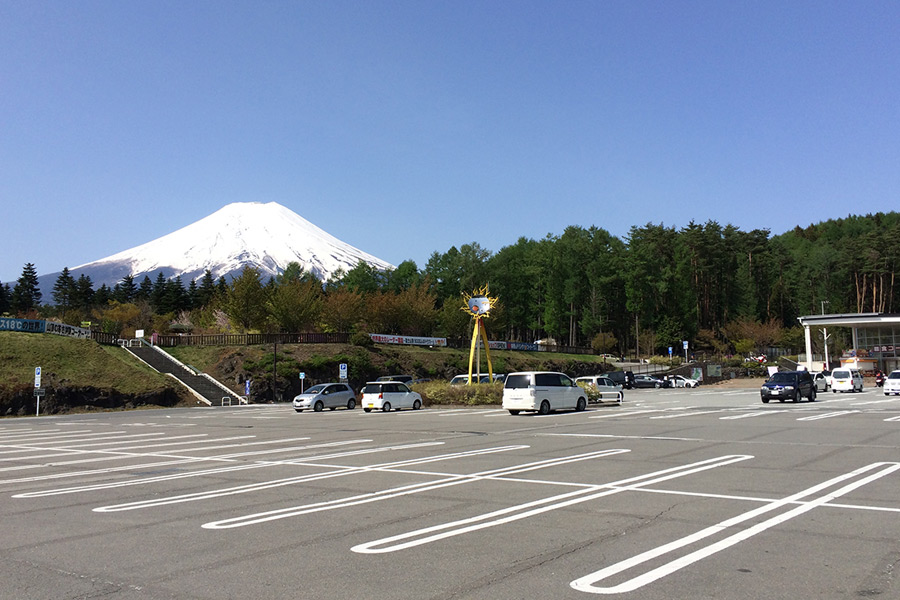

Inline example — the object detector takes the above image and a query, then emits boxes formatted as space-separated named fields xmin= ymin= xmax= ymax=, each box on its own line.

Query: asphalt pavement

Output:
xmin=1 ymin=384 xmax=899 ymax=599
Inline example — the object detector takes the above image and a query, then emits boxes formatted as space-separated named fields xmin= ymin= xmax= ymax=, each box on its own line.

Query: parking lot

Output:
xmin=2 ymin=384 xmax=900 ymax=599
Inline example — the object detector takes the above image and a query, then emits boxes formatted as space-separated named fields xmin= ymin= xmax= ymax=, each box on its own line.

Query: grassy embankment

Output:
xmin=0 ymin=332 xmax=191 ymax=414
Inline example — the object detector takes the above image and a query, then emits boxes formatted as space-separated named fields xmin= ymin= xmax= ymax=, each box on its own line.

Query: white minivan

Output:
xmin=830 ymin=369 xmax=864 ymax=393
xmin=502 ymin=371 xmax=587 ymax=415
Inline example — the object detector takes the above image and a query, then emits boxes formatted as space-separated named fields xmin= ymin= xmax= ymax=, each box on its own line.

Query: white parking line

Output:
xmin=351 ymin=455 xmax=751 ymax=554
xmin=12 ymin=440 xmax=373 ymax=498
xmin=570 ymin=462 xmax=900 ymax=594
xmin=796 ymin=411 xmax=860 ymax=421
xmin=649 ymin=410 xmax=726 ymax=419
xmin=719 ymin=411 xmax=775 ymax=420
xmin=204 ymin=448 xmax=629 ymax=531
xmin=95 ymin=444 xmax=518 ymax=515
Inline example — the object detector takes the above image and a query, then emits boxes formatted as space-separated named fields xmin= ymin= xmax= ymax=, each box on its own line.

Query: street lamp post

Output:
xmin=821 ymin=301 xmax=830 ymax=371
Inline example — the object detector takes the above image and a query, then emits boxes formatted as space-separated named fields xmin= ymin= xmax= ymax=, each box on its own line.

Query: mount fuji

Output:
xmin=40 ymin=202 xmax=394 ymax=292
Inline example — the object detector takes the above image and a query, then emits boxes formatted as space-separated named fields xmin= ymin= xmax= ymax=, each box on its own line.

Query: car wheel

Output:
xmin=363 ymin=408 xmax=371 ymax=413
xmin=347 ymin=399 xmax=356 ymax=410
xmin=538 ymin=400 xmax=551 ymax=415
xmin=382 ymin=402 xmax=392 ymax=412
xmin=793 ymin=391 xmax=800 ymax=403
xmin=576 ymin=397 xmax=586 ymax=412
xmin=655 ymin=382 xmax=661 ymax=388
xmin=314 ymin=401 xmax=324 ymax=412
xmin=508 ymin=410 xmax=520 ymax=415
xmin=762 ymin=398 xmax=769 ymax=404
xmin=809 ymin=389 xmax=816 ymax=402
xmin=413 ymin=399 xmax=421 ymax=410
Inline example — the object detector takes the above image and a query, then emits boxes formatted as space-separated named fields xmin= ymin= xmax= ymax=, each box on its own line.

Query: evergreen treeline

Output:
xmin=3 ymin=213 xmax=898 ymax=357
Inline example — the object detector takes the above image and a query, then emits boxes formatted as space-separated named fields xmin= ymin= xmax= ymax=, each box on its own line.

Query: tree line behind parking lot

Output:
xmin=3 ymin=212 xmax=899 ymax=359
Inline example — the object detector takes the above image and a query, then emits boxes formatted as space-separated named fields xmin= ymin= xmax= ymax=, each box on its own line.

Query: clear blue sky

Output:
xmin=3 ymin=1 xmax=899 ymax=283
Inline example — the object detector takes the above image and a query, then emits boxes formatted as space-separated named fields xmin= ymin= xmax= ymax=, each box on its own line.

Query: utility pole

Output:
xmin=821 ymin=300 xmax=830 ymax=371
xmin=273 ymin=341 xmax=278 ymax=402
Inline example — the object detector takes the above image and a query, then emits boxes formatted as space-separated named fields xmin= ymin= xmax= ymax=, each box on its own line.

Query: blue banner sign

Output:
xmin=0 ymin=318 xmax=46 ymax=333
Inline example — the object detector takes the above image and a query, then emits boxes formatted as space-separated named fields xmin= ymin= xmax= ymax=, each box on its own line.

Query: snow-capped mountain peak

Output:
xmin=59 ymin=202 xmax=394 ymax=288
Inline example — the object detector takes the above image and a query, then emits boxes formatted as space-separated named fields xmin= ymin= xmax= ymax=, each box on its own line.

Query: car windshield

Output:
xmin=769 ymin=373 xmax=795 ymax=384
xmin=303 ymin=384 xmax=327 ymax=394
xmin=888 ymin=372 xmax=900 ymax=380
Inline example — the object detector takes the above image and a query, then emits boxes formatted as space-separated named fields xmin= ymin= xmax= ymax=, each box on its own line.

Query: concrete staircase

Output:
xmin=127 ymin=344 xmax=238 ymax=406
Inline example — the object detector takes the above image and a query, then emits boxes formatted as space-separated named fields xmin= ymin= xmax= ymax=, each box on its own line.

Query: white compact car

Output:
xmin=503 ymin=371 xmax=587 ymax=415
xmin=361 ymin=381 xmax=422 ymax=412
xmin=667 ymin=375 xmax=700 ymax=388
xmin=830 ymin=368 xmax=864 ymax=393
xmin=884 ymin=370 xmax=900 ymax=396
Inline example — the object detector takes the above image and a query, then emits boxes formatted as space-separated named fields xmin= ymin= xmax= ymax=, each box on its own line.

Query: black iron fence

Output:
xmin=152 ymin=332 xmax=351 ymax=347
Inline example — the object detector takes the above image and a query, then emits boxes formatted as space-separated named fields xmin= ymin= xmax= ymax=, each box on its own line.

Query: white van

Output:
xmin=502 ymin=371 xmax=587 ymax=415
xmin=830 ymin=369 xmax=863 ymax=393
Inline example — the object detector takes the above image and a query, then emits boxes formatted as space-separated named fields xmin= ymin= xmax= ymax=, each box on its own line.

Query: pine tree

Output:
xmin=197 ymin=270 xmax=216 ymax=307
xmin=10 ymin=263 xmax=42 ymax=314
xmin=95 ymin=284 xmax=112 ymax=307
xmin=52 ymin=267 xmax=76 ymax=310
xmin=137 ymin=276 xmax=153 ymax=302
xmin=117 ymin=274 xmax=137 ymax=303
xmin=73 ymin=274 xmax=95 ymax=310
xmin=0 ymin=282 xmax=11 ymax=314
xmin=150 ymin=272 xmax=167 ymax=313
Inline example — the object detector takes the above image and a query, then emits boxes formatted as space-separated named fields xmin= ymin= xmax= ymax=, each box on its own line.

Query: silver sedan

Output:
xmin=293 ymin=383 xmax=357 ymax=412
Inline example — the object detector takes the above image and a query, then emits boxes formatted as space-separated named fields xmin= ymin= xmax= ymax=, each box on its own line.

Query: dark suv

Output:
xmin=601 ymin=370 xmax=635 ymax=390
xmin=760 ymin=371 xmax=816 ymax=403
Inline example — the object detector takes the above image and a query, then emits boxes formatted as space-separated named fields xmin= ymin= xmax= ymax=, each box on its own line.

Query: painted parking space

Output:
xmin=3 ymin=394 xmax=900 ymax=599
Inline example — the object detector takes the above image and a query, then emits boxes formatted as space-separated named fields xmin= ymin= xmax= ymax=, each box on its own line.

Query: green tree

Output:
xmin=0 ymin=283 xmax=11 ymax=314
xmin=72 ymin=274 xmax=95 ymax=311
xmin=52 ymin=267 xmax=76 ymax=310
xmin=10 ymin=263 xmax=42 ymax=314
xmin=267 ymin=278 xmax=321 ymax=332
xmin=223 ymin=266 xmax=268 ymax=331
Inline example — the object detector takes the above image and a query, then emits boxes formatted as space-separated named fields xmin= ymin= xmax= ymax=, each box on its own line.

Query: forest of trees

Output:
xmin=3 ymin=212 xmax=899 ymax=358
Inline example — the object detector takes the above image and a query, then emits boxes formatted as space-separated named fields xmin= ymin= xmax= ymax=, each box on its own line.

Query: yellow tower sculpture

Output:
xmin=461 ymin=287 xmax=498 ymax=384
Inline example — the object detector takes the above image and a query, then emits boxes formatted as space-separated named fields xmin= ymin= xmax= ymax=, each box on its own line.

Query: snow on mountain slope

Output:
xmin=60 ymin=202 xmax=394 ymax=288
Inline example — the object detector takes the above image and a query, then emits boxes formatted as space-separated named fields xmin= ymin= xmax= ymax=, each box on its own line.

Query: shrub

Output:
xmin=350 ymin=332 xmax=374 ymax=348
xmin=413 ymin=381 xmax=503 ymax=406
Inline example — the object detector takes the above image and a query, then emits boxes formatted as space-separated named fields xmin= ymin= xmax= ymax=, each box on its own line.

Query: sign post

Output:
xmin=339 ymin=363 xmax=347 ymax=382
xmin=683 ymin=340 xmax=689 ymax=363
xmin=299 ymin=372 xmax=305 ymax=394
xmin=34 ymin=367 xmax=42 ymax=416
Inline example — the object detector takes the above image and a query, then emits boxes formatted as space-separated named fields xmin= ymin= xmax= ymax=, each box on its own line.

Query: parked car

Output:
xmin=632 ymin=374 xmax=666 ymax=389
xmin=830 ymin=368 xmax=864 ymax=393
xmin=575 ymin=376 xmax=624 ymax=403
xmin=810 ymin=371 xmax=830 ymax=392
xmin=884 ymin=370 xmax=900 ymax=396
xmin=361 ymin=381 xmax=422 ymax=412
xmin=375 ymin=375 xmax=414 ymax=384
xmin=450 ymin=374 xmax=505 ymax=385
xmin=760 ymin=371 xmax=816 ymax=403
xmin=293 ymin=383 xmax=357 ymax=412
xmin=503 ymin=371 xmax=587 ymax=415
xmin=600 ymin=370 xmax=635 ymax=389
xmin=666 ymin=375 xmax=699 ymax=388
